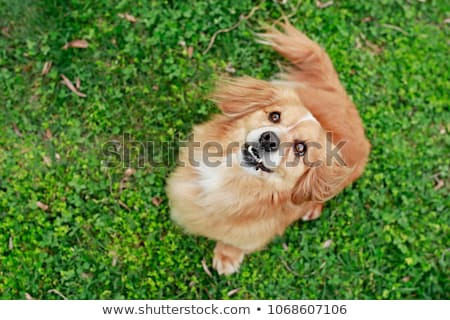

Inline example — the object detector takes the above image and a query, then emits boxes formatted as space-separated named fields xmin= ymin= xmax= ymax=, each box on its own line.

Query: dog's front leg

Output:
xmin=212 ymin=241 xmax=245 ymax=276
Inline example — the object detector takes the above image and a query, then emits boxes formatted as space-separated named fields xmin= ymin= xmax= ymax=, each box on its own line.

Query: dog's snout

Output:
xmin=259 ymin=131 xmax=280 ymax=152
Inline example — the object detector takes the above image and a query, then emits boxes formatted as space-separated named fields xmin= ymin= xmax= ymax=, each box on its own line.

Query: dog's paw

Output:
xmin=302 ymin=203 xmax=324 ymax=221
xmin=213 ymin=242 xmax=245 ymax=276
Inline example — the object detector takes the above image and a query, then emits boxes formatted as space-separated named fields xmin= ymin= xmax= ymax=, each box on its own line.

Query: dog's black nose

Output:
xmin=259 ymin=131 xmax=280 ymax=152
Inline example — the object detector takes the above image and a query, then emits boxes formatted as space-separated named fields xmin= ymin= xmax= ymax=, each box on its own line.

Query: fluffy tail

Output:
xmin=257 ymin=22 xmax=345 ymax=94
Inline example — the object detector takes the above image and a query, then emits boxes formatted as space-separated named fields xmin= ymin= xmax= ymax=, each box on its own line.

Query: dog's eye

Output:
xmin=268 ymin=111 xmax=281 ymax=123
xmin=294 ymin=141 xmax=307 ymax=156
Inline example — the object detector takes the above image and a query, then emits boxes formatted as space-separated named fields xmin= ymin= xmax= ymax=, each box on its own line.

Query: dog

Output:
xmin=166 ymin=22 xmax=370 ymax=275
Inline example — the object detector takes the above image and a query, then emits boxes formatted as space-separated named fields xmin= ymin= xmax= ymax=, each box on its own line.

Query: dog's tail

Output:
xmin=257 ymin=22 xmax=345 ymax=94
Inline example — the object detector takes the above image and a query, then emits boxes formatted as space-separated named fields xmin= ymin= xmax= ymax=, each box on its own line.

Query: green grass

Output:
xmin=0 ymin=0 xmax=448 ymax=299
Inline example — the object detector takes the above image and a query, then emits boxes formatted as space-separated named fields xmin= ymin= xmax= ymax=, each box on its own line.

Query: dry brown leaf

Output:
xmin=12 ymin=123 xmax=23 ymax=137
xmin=81 ymin=272 xmax=93 ymax=279
xmin=227 ymin=288 xmax=241 ymax=297
xmin=118 ymin=200 xmax=131 ymax=211
xmin=8 ymin=236 xmax=13 ymax=250
xmin=402 ymin=276 xmax=411 ymax=282
xmin=187 ymin=46 xmax=194 ymax=58
xmin=61 ymin=74 xmax=87 ymax=97
xmin=118 ymin=13 xmax=137 ymax=23
xmin=44 ymin=128 xmax=53 ymax=140
xmin=361 ymin=16 xmax=374 ymax=23
xmin=25 ymin=293 xmax=35 ymax=300
xmin=434 ymin=179 xmax=444 ymax=191
xmin=225 ymin=62 xmax=236 ymax=74
xmin=153 ymin=196 xmax=163 ymax=206
xmin=323 ymin=239 xmax=333 ymax=248
xmin=152 ymin=196 xmax=163 ymax=207
xmin=62 ymin=39 xmax=89 ymax=50
xmin=119 ymin=177 xmax=129 ymax=192
xmin=1 ymin=26 xmax=10 ymax=38
xmin=124 ymin=167 xmax=136 ymax=177
xmin=41 ymin=61 xmax=52 ymax=76
xmin=48 ymin=289 xmax=68 ymax=300
xmin=201 ymin=259 xmax=213 ymax=278
xmin=110 ymin=250 xmax=118 ymax=267
xmin=43 ymin=155 xmax=52 ymax=166
xmin=316 ymin=0 xmax=333 ymax=9
xmin=36 ymin=201 xmax=49 ymax=211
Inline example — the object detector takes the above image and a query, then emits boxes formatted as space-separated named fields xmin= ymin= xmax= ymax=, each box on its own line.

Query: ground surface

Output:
xmin=0 ymin=0 xmax=448 ymax=299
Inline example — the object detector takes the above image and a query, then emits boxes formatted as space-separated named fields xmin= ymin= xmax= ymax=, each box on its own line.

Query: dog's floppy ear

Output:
xmin=210 ymin=77 xmax=276 ymax=116
xmin=291 ymin=162 xmax=353 ymax=204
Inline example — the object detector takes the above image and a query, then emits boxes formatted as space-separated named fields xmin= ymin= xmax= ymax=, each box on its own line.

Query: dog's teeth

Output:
xmin=248 ymin=145 xmax=262 ymax=163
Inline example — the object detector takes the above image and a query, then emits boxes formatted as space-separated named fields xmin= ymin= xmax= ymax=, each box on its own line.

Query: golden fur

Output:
xmin=166 ymin=22 xmax=370 ymax=275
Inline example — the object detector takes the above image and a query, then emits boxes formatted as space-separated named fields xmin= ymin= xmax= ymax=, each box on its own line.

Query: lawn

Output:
xmin=0 ymin=0 xmax=448 ymax=299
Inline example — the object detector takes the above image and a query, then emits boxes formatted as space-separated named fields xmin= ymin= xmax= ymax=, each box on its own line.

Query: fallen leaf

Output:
xmin=81 ymin=272 xmax=93 ymax=279
xmin=36 ymin=201 xmax=49 ymax=211
xmin=61 ymin=74 xmax=87 ymax=97
xmin=110 ymin=251 xmax=118 ymax=267
xmin=316 ymin=0 xmax=333 ymax=9
xmin=361 ymin=16 xmax=374 ymax=23
xmin=25 ymin=293 xmax=35 ymax=300
xmin=227 ymin=288 xmax=241 ymax=297
xmin=434 ymin=179 xmax=444 ymax=191
xmin=48 ymin=289 xmax=68 ymax=300
xmin=187 ymin=46 xmax=194 ymax=58
xmin=152 ymin=196 xmax=163 ymax=207
xmin=402 ymin=276 xmax=411 ymax=282
xmin=9 ymin=236 xmax=13 ymax=250
xmin=22 ymin=63 xmax=33 ymax=72
xmin=43 ymin=155 xmax=52 ymax=166
xmin=201 ymin=259 xmax=213 ymax=278
xmin=323 ymin=239 xmax=333 ymax=248
xmin=225 ymin=62 xmax=236 ymax=73
xmin=1 ymin=26 xmax=10 ymax=38
xmin=119 ymin=177 xmax=129 ymax=192
xmin=62 ymin=39 xmax=89 ymax=50
xmin=124 ymin=167 xmax=136 ymax=177
xmin=12 ymin=123 xmax=23 ymax=137
xmin=118 ymin=200 xmax=131 ymax=211
xmin=118 ymin=13 xmax=137 ymax=23
xmin=41 ymin=61 xmax=52 ymax=76
xmin=44 ymin=128 xmax=53 ymax=140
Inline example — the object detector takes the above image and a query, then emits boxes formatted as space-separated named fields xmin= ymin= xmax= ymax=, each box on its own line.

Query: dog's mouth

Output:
xmin=241 ymin=143 xmax=273 ymax=173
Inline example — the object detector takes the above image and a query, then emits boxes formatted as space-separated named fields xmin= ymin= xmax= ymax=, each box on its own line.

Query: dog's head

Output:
xmin=211 ymin=77 xmax=352 ymax=203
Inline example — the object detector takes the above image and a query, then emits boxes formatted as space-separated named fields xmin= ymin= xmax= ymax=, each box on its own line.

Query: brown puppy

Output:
xmin=166 ymin=23 xmax=370 ymax=275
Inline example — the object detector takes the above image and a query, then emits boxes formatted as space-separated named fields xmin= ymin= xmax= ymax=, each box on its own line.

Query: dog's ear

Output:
xmin=210 ymin=77 xmax=276 ymax=116
xmin=291 ymin=162 xmax=353 ymax=204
